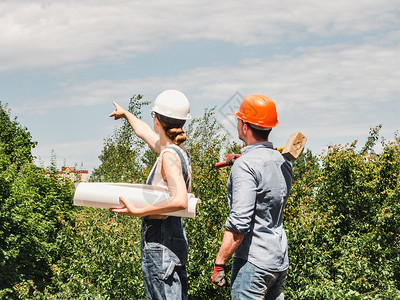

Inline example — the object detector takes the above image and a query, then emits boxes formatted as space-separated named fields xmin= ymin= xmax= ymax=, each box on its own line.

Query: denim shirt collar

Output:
xmin=241 ymin=141 xmax=274 ymax=155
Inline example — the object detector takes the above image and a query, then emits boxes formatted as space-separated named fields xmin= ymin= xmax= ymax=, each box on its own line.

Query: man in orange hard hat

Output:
xmin=212 ymin=94 xmax=293 ymax=299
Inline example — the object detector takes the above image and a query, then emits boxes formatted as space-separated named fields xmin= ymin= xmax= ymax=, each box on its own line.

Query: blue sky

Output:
xmin=1 ymin=0 xmax=399 ymax=173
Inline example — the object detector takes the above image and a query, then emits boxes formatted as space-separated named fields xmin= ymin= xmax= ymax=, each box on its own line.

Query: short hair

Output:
xmin=245 ymin=122 xmax=271 ymax=141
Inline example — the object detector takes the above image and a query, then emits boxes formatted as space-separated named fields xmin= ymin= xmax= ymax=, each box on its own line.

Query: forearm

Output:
xmin=215 ymin=230 xmax=244 ymax=265
xmin=134 ymin=194 xmax=188 ymax=217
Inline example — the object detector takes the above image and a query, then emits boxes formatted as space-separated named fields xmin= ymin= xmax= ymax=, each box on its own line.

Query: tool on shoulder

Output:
xmin=215 ymin=132 xmax=307 ymax=168
xmin=279 ymin=131 xmax=307 ymax=161
xmin=215 ymin=154 xmax=242 ymax=169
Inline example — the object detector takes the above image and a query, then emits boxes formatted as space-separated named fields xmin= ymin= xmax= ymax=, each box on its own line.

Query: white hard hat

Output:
xmin=152 ymin=90 xmax=191 ymax=120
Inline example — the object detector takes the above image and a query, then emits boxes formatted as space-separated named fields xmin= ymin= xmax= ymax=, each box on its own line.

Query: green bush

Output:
xmin=40 ymin=210 xmax=144 ymax=299
xmin=285 ymin=127 xmax=400 ymax=299
xmin=0 ymin=103 xmax=75 ymax=299
xmin=184 ymin=108 xmax=232 ymax=299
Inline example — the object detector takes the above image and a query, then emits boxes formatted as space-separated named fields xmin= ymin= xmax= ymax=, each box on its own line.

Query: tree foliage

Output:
xmin=0 ymin=103 xmax=75 ymax=299
xmin=184 ymin=108 xmax=232 ymax=299
xmin=90 ymin=95 xmax=153 ymax=183
xmin=285 ymin=126 xmax=400 ymax=299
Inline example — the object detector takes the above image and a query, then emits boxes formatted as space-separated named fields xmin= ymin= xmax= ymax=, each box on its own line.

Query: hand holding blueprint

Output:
xmin=73 ymin=182 xmax=200 ymax=218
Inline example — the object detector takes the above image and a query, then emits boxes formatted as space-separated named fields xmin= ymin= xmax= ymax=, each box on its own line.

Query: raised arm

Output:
xmin=109 ymin=101 xmax=161 ymax=153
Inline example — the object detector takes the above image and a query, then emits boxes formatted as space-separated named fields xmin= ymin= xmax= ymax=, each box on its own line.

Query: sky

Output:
xmin=1 ymin=0 xmax=399 ymax=174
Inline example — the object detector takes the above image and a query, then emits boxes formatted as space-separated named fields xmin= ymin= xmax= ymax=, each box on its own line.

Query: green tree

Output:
xmin=184 ymin=108 xmax=232 ymax=299
xmin=91 ymin=95 xmax=152 ymax=183
xmin=285 ymin=127 xmax=400 ymax=299
xmin=0 ymin=103 xmax=75 ymax=299
xmin=40 ymin=210 xmax=145 ymax=299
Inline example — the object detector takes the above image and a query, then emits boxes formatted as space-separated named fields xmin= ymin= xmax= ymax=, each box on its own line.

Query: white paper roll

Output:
xmin=73 ymin=182 xmax=200 ymax=218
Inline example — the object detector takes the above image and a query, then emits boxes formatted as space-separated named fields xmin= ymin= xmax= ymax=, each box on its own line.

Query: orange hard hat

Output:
xmin=234 ymin=94 xmax=279 ymax=129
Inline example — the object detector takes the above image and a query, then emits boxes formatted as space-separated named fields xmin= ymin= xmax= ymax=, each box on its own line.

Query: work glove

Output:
xmin=212 ymin=264 xmax=228 ymax=288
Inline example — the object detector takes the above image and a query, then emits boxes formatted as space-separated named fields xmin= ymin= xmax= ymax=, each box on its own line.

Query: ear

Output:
xmin=153 ymin=117 xmax=161 ymax=134
xmin=242 ymin=122 xmax=249 ymax=133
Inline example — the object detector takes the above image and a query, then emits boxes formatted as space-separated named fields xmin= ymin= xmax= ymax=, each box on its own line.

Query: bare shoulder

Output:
xmin=162 ymin=150 xmax=182 ymax=171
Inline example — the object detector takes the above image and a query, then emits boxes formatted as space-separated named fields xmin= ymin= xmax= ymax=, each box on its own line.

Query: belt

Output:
xmin=145 ymin=215 xmax=169 ymax=220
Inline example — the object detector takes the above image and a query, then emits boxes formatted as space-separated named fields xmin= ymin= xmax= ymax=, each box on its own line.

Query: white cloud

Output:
xmin=15 ymin=37 xmax=400 ymax=119
xmin=13 ymin=37 xmax=398 ymax=159
xmin=33 ymin=138 xmax=104 ymax=170
xmin=1 ymin=0 xmax=399 ymax=72
xmin=4 ymin=0 xmax=400 ymax=167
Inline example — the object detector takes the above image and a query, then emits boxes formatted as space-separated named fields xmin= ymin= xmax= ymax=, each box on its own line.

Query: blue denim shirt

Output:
xmin=225 ymin=142 xmax=292 ymax=272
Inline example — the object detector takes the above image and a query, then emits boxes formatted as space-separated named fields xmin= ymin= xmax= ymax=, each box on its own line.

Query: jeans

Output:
xmin=231 ymin=258 xmax=287 ymax=300
xmin=141 ymin=217 xmax=188 ymax=300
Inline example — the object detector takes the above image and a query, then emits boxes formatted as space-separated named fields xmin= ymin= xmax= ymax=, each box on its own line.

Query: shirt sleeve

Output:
xmin=224 ymin=159 xmax=257 ymax=235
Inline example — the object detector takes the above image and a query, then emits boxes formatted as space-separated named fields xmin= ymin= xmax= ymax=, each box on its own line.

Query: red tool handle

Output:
xmin=215 ymin=154 xmax=241 ymax=169
xmin=215 ymin=161 xmax=228 ymax=169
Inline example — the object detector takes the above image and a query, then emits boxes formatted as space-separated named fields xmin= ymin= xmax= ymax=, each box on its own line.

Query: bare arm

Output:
xmin=110 ymin=151 xmax=188 ymax=216
xmin=109 ymin=101 xmax=161 ymax=153
xmin=215 ymin=230 xmax=244 ymax=265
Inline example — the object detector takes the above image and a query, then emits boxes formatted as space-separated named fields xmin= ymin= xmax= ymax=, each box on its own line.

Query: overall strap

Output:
xmin=146 ymin=146 xmax=191 ymax=188
xmin=146 ymin=161 xmax=158 ymax=185
xmin=168 ymin=146 xmax=191 ymax=190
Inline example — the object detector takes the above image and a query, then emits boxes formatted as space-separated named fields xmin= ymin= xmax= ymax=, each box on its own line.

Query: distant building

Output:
xmin=58 ymin=167 xmax=89 ymax=182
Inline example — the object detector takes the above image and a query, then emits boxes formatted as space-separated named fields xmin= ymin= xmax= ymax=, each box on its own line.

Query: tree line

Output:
xmin=0 ymin=98 xmax=399 ymax=299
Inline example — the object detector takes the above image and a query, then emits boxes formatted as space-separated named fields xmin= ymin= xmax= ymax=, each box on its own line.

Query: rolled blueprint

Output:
xmin=73 ymin=182 xmax=200 ymax=218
